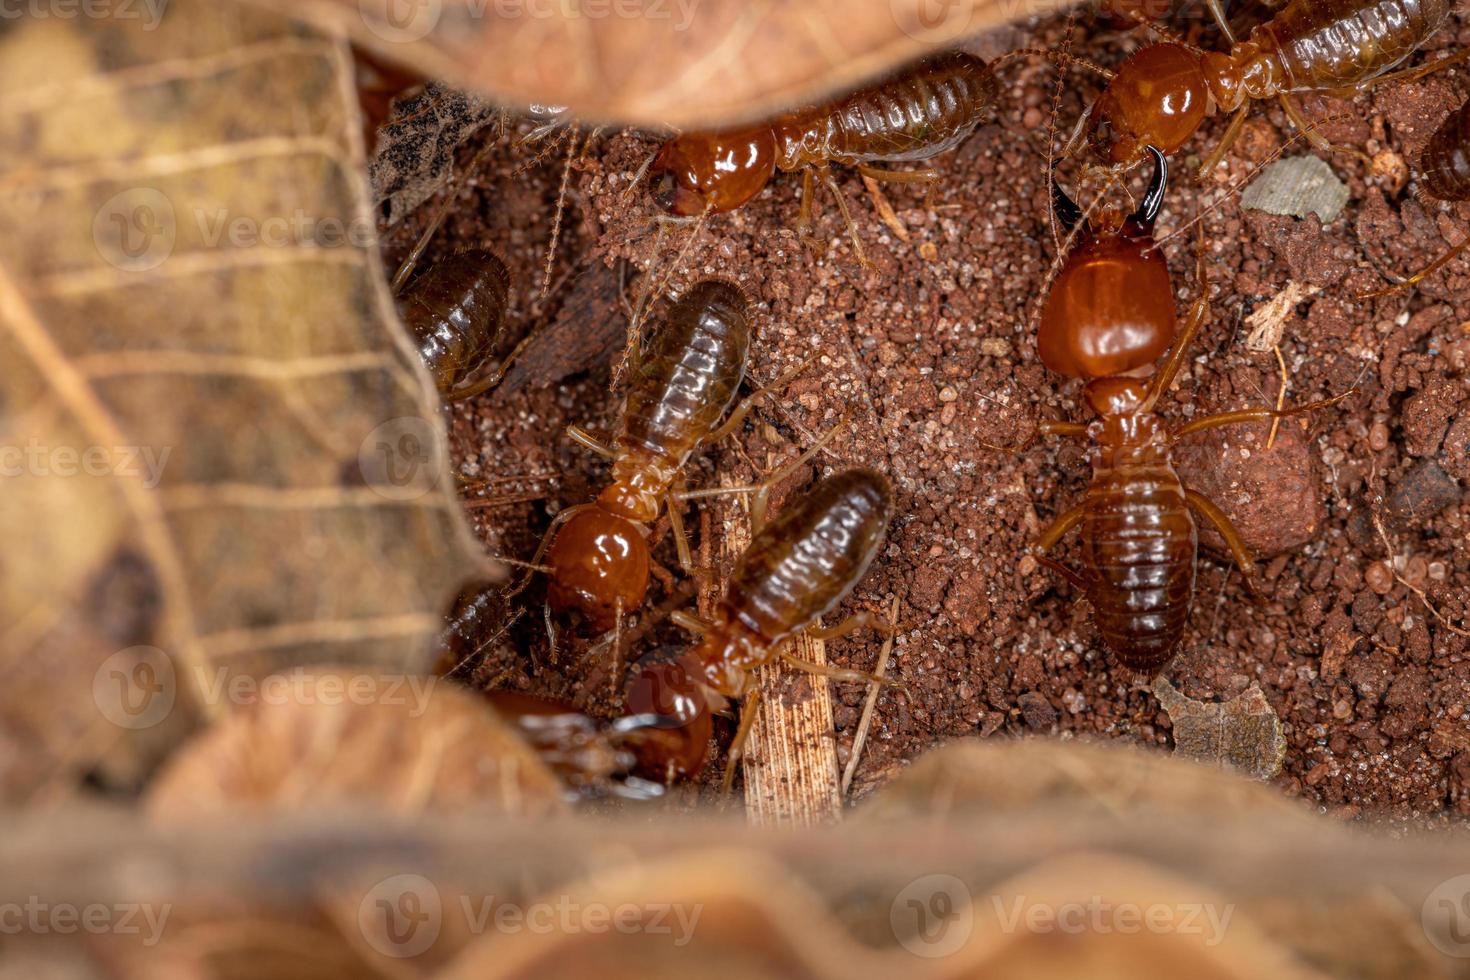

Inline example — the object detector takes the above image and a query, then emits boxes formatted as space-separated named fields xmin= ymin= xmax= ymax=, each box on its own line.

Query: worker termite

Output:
xmin=524 ymin=279 xmax=809 ymax=632
xmin=623 ymin=467 xmax=896 ymax=783
xmin=1362 ymin=95 xmax=1470 ymax=296
xmin=396 ymin=248 xmax=518 ymax=400
xmin=1012 ymin=148 xmax=1351 ymax=672
xmin=1071 ymin=0 xmax=1466 ymax=173
xmin=644 ymin=50 xmax=1001 ymax=264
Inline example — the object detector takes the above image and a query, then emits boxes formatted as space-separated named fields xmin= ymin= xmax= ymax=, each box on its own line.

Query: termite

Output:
xmin=397 ymin=248 xmax=518 ymax=400
xmin=1017 ymin=148 xmax=1350 ymax=672
xmin=1362 ymin=95 xmax=1470 ymax=296
xmin=624 ymin=467 xmax=896 ymax=783
xmin=528 ymin=280 xmax=807 ymax=632
xmin=644 ymin=51 xmax=1000 ymax=264
xmin=1072 ymin=0 xmax=1466 ymax=173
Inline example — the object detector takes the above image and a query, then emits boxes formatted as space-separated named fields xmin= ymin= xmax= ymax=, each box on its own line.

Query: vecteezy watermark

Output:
xmin=1423 ymin=874 xmax=1470 ymax=958
xmin=358 ymin=0 xmax=702 ymax=45
xmin=358 ymin=416 xmax=443 ymax=501
xmin=93 ymin=187 xmax=176 ymax=272
xmin=0 ymin=0 xmax=169 ymax=29
xmin=91 ymin=656 xmax=442 ymax=730
xmin=891 ymin=874 xmax=974 ymax=958
xmin=357 ymin=874 xmax=704 ymax=959
xmin=889 ymin=0 xmax=975 ymax=45
xmin=991 ymin=894 xmax=1235 ymax=948
xmin=0 ymin=898 xmax=171 ymax=946
xmin=192 ymin=208 xmax=380 ymax=251
xmin=0 ymin=439 xmax=171 ymax=488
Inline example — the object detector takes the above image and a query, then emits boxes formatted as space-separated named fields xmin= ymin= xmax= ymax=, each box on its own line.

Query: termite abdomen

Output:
xmin=1422 ymin=98 xmax=1470 ymax=202
xmin=1256 ymin=0 xmax=1452 ymax=91
xmin=398 ymin=249 xmax=511 ymax=394
xmin=616 ymin=279 xmax=751 ymax=497
xmin=779 ymin=51 xmax=998 ymax=166
xmin=1081 ymin=465 xmax=1198 ymax=672
xmin=724 ymin=467 xmax=893 ymax=645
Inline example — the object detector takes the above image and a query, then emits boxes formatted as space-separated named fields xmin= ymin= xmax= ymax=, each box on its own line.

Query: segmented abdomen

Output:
xmin=1260 ymin=0 xmax=1450 ymax=90
xmin=620 ymin=279 xmax=750 ymax=469
xmin=399 ymin=250 xmax=510 ymax=391
xmin=1422 ymin=97 xmax=1470 ymax=201
xmin=724 ymin=468 xmax=893 ymax=643
xmin=1080 ymin=463 xmax=1197 ymax=672
xmin=772 ymin=52 xmax=997 ymax=169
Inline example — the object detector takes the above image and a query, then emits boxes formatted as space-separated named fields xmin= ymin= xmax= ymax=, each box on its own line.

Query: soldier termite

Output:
xmin=1006 ymin=148 xmax=1351 ymax=672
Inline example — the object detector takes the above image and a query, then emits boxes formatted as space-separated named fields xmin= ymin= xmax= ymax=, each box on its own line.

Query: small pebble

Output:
xmin=1368 ymin=422 xmax=1390 ymax=452
xmin=1403 ymin=555 xmax=1428 ymax=588
xmin=1428 ymin=561 xmax=1447 ymax=582
xmin=1366 ymin=560 xmax=1394 ymax=595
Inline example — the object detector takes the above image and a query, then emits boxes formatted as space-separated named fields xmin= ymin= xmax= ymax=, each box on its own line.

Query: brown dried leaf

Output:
xmin=145 ymin=667 xmax=566 ymax=818
xmin=245 ymin=0 xmax=1072 ymax=128
xmin=0 ymin=0 xmax=491 ymax=800
xmin=370 ymin=81 xmax=500 ymax=225
xmin=1153 ymin=678 xmax=1288 ymax=780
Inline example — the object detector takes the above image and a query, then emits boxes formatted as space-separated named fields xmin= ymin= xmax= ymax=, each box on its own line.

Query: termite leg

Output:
xmin=443 ymin=328 xmax=541 ymax=401
xmin=797 ymin=167 xmax=821 ymax=254
xmin=721 ymin=688 xmax=763 ymax=796
xmin=1184 ymin=488 xmax=1261 ymax=595
xmin=808 ymin=608 xmax=902 ymax=641
xmin=508 ymin=503 xmax=594 ymax=601
xmin=566 ymin=424 xmax=617 ymax=458
xmin=1354 ymin=47 xmax=1470 ymax=89
xmin=980 ymin=419 xmax=1089 ymax=454
xmin=855 ymin=164 xmax=940 ymax=184
xmin=1202 ymin=0 xmax=1237 ymax=43
xmin=1358 ymin=231 xmax=1470 ymax=300
xmin=707 ymin=352 xmax=821 ymax=444
xmin=1031 ymin=502 xmax=1087 ymax=555
xmin=1169 ymin=390 xmax=1353 ymax=439
xmin=779 ymin=650 xmax=903 ymax=688
xmin=1278 ymin=95 xmax=1372 ymax=165
xmin=543 ymin=603 xmax=560 ymax=665
xmin=1035 ymin=554 xmax=1088 ymax=591
xmin=666 ymin=486 xmax=695 ymax=574
xmin=676 ymin=415 xmax=848 ymax=530
xmin=817 ymin=164 xmax=871 ymax=268
xmin=670 ymin=609 xmax=713 ymax=635
xmin=1197 ymin=104 xmax=1249 ymax=178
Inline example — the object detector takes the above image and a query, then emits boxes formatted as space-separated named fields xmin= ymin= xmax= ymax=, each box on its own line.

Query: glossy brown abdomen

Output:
xmin=619 ymin=280 xmax=750 ymax=470
xmin=1257 ymin=0 xmax=1450 ymax=90
xmin=724 ymin=468 xmax=893 ymax=643
xmin=772 ymin=52 xmax=996 ymax=170
xmin=1422 ymin=98 xmax=1470 ymax=201
xmin=1080 ymin=460 xmax=1197 ymax=672
xmin=399 ymin=249 xmax=510 ymax=390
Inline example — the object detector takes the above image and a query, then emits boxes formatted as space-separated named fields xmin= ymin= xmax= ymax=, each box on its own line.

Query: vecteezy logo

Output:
xmin=890 ymin=874 xmax=974 ymax=959
xmin=889 ymin=0 xmax=974 ymax=44
xmin=93 ymin=188 xmax=176 ymax=272
xmin=1423 ymin=875 xmax=1470 ymax=958
xmin=92 ymin=646 xmax=176 ymax=730
xmin=358 ymin=874 xmax=442 ymax=958
xmin=358 ymin=416 xmax=442 ymax=501
xmin=359 ymin=0 xmax=443 ymax=43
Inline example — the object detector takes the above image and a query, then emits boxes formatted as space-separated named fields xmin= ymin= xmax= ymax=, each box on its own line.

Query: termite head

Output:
xmin=648 ymin=127 xmax=778 ymax=216
xmin=1038 ymin=147 xmax=1177 ymax=381
xmin=624 ymin=653 xmax=714 ymax=782
xmin=545 ymin=505 xmax=651 ymax=631
xmin=1094 ymin=44 xmax=1210 ymax=165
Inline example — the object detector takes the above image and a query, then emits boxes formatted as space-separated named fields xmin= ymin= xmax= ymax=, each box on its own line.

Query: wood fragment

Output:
xmin=841 ymin=595 xmax=900 ymax=797
xmin=1239 ymin=155 xmax=1349 ymax=224
xmin=1152 ymin=677 xmax=1287 ymax=780
xmin=721 ymin=501 xmax=842 ymax=827
xmin=1244 ymin=280 xmax=1320 ymax=353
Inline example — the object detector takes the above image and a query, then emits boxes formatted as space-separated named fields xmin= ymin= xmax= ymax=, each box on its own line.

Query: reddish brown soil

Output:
xmin=380 ymin=11 xmax=1470 ymax=825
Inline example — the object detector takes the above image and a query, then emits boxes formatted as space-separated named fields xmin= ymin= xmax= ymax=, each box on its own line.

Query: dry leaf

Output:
xmin=246 ymin=0 xmax=1072 ymax=128
xmin=1243 ymin=280 xmax=1320 ymax=353
xmin=1239 ymin=156 xmax=1349 ymax=224
xmin=0 ymin=0 xmax=491 ymax=800
xmin=370 ymin=81 xmax=500 ymax=225
xmin=1152 ymin=678 xmax=1288 ymax=780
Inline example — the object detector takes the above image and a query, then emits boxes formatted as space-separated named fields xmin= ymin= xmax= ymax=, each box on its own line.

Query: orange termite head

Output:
xmin=623 ymin=653 xmax=713 ymax=781
xmin=648 ymin=126 xmax=778 ymax=217
xmin=1093 ymin=43 xmax=1210 ymax=166
xmin=1038 ymin=146 xmax=1177 ymax=381
xmin=545 ymin=505 xmax=651 ymax=631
